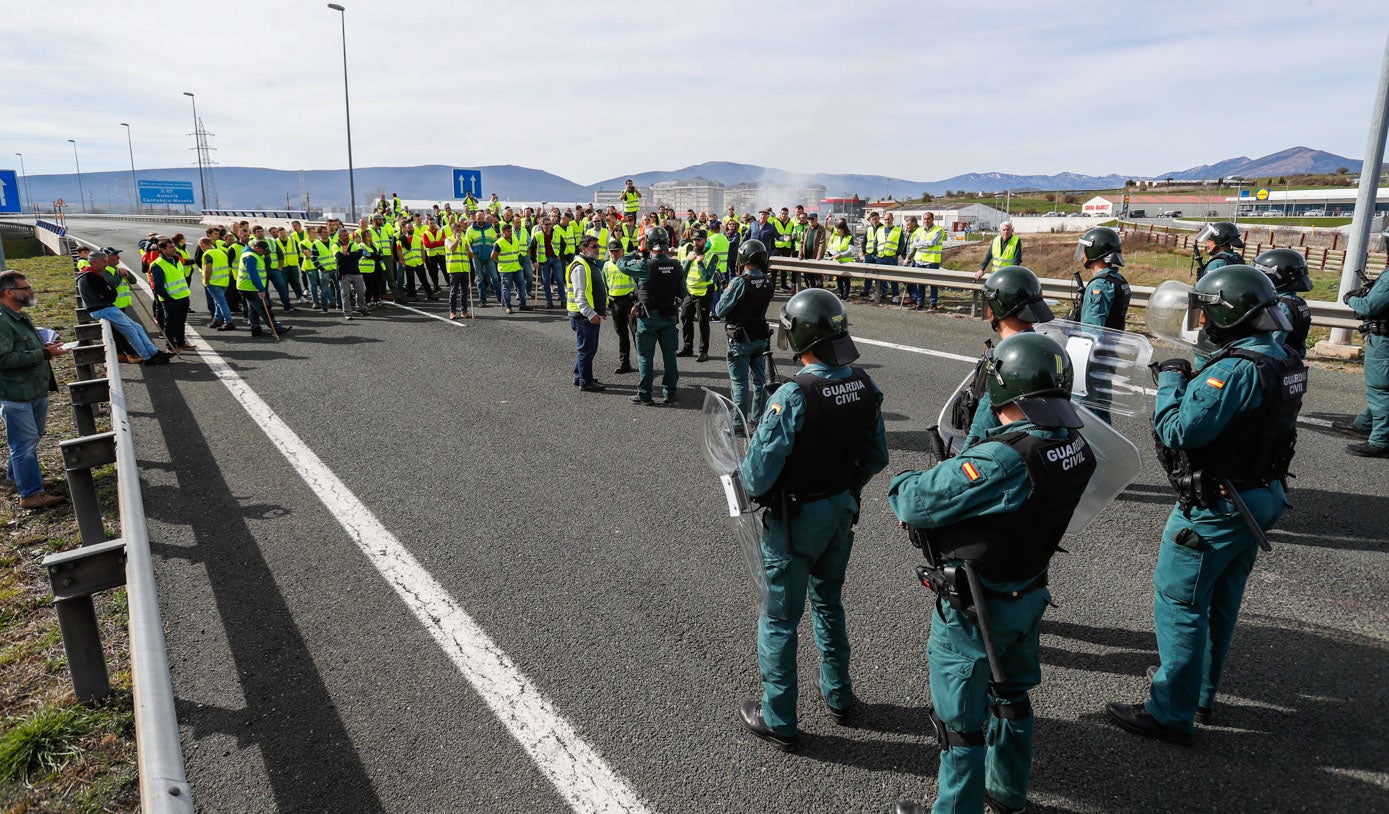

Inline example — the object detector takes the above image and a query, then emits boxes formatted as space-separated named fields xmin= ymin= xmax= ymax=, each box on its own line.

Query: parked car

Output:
xmin=1159 ymin=209 xmax=1182 ymax=218
xmin=1128 ymin=209 xmax=1147 ymax=218
xmin=1303 ymin=209 xmax=1326 ymax=217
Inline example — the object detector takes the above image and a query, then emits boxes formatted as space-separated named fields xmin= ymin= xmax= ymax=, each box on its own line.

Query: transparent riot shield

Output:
xmin=701 ymin=388 xmax=767 ymax=599
xmin=937 ymin=371 xmax=976 ymax=457
xmin=1034 ymin=319 xmax=1155 ymax=418
xmin=1147 ymin=279 xmax=1218 ymax=355
xmin=1067 ymin=404 xmax=1143 ymax=535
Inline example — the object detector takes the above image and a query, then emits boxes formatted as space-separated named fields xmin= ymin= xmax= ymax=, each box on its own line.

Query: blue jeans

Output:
xmin=243 ymin=291 xmax=283 ymax=334
xmin=876 ymin=256 xmax=900 ymax=296
xmin=571 ymin=314 xmax=601 ymax=386
xmin=90 ymin=305 xmax=159 ymax=359
xmin=473 ymin=258 xmax=501 ymax=303
xmin=267 ymin=268 xmax=293 ymax=309
xmin=2 ymin=397 xmax=49 ymax=497
xmin=501 ymin=271 xmax=527 ymax=309
xmin=538 ymin=259 xmax=566 ymax=306
xmin=206 ymin=285 xmax=232 ymax=324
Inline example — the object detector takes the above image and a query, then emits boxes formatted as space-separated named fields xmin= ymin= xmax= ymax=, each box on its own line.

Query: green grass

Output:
xmin=0 ymin=703 xmax=97 ymax=781
xmin=2 ymin=237 xmax=46 ymax=260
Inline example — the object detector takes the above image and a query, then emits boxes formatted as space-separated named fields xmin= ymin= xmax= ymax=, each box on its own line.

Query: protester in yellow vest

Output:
xmin=976 ymin=221 xmax=1022 ymax=279
xmin=149 ymin=239 xmax=193 ymax=350
xmin=677 ymin=229 xmax=717 ymax=362
xmin=198 ymin=236 xmax=235 ymax=330
xmin=603 ymin=238 xmax=638 ymax=375
xmin=490 ymin=223 xmax=532 ymax=314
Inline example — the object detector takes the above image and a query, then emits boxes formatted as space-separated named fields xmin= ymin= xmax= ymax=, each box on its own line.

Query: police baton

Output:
xmin=1221 ymin=479 xmax=1272 ymax=553
xmin=960 ymin=562 xmax=1008 ymax=685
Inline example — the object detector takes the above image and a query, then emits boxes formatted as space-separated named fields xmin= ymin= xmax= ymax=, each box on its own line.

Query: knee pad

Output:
xmin=991 ymin=694 xmax=1032 ymax=721
xmin=928 ymin=707 xmax=985 ymax=751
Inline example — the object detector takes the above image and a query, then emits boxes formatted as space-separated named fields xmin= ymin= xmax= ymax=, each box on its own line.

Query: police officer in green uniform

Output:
xmin=890 ymin=332 xmax=1096 ymax=814
xmin=1075 ymin=227 xmax=1131 ymax=329
xmin=617 ymin=226 xmax=685 ymax=405
xmin=957 ymin=266 xmax=1053 ymax=449
xmin=736 ymin=289 xmax=889 ymax=752
xmin=1107 ymin=264 xmax=1305 ymax=743
xmin=1338 ymin=269 xmax=1389 ymax=456
xmin=714 ymin=238 xmax=776 ymax=431
xmin=1252 ymin=248 xmax=1313 ymax=359
xmin=1195 ymin=221 xmax=1245 ymax=279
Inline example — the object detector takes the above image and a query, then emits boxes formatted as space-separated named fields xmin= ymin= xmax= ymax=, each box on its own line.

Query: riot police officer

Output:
xmin=714 ymin=238 xmax=775 ymax=430
xmin=617 ymin=226 xmax=685 ymax=405
xmin=1252 ymin=247 xmax=1313 ymax=359
xmin=1074 ymin=226 xmax=1131 ymax=329
xmin=1339 ymin=269 xmax=1389 ymax=456
xmin=953 ymin=266 xmax=1053 ymax=450
xmin=889 ymin=332 xmax=1096 ymax=814
xmin=1195 ymin=221 xmax=1245 ymax=279
xmin=1107 ymin=264 xmax=1305 ymax=743
xmin=736 ymin=289 xmax=889 ymax=752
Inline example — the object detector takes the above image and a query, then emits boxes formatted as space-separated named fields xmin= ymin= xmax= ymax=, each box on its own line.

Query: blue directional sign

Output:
xmin=138 ymin=180 xmax=195 ymax=205
xmin=453 ymin=169 xmax=482 ymax=199
xmin=0 ymin=170 xmax=19 ymax=213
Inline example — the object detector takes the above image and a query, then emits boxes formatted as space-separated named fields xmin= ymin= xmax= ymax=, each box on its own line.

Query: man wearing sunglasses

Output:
xmin=0 ymin=271 xmax=71 ymax=509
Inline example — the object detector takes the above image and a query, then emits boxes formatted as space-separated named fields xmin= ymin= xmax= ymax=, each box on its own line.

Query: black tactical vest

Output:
xmin=724 ymin=273 xmax=774 ymax=342
xmin=1276 ymin=292 xmax=1312 ymax=356
xmin=929 ymin=429 xmax=1096 ymax=582
xmin=771 ymin=367 xmax=878 ymax=500
xmin=635 ymin=254 xmax=682 ymax=316
xmin=1098 ymin=270 xmax=1131 ymax=331
xmin=1158 ymin=347 xmax=1306 ymax=505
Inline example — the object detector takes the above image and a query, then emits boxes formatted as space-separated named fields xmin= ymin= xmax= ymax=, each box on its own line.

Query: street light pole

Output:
xmin=328 ymin=3 xmax=357 ymax=222
xmin=14 ymin=153 xmax=31 ymax=214
xmin=121 ymin=122 xmax=140 ymax=214
xmin=183 ymin=92 xmax=207 ymax=212
xmin=67 ymin=139 xmax=86 ymax=214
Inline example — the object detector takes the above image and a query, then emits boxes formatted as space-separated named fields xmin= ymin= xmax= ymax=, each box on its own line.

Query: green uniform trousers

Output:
xmin=1147 ymin=483 xmax=1285 ymax=731
xmin=727 ymin=337 xmax=768 ymax=426
xmin=757 ymin=492 xmax=857 ymax=736
xmin=1351 ymin=335 xmax=1389 ymax=447
xmin=928 ymin=579 xmax=1048 ymax=814
xmin=636 ymin=313 xmax=679 ymax=401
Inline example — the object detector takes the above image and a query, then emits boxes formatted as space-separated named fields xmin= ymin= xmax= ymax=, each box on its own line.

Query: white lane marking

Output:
xmin=385 ymin=300 xmax=466 ymax=326
xmin=174 ymin=322 xmax=651 ymax=814
xmin=854 ymin=335 xmax=977 ymax=363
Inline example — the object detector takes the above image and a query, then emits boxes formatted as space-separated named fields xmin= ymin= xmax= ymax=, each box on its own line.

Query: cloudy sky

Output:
xmin=3 ymin=0 xmax=1385 ymax=185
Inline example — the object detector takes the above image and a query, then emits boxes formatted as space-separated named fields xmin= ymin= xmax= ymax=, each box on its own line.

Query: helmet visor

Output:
xmin=1195 ymin=224 xmax=1218 ymax=245
xmin=1185 ymin=290 xmax=1225 ymax=332
xmin=1013 ymin=395 xmax=1084 ymax=429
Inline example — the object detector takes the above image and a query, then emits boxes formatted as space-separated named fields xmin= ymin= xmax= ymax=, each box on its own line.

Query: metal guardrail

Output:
xmin=41 ymin=233 xmax=194 ymax=812
xmin=767 ymin=257 xmax=1363 ymax=331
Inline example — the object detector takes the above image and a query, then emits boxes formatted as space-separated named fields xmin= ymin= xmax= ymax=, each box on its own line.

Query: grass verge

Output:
xmin=0 ymin=254 xmax=138 ymax=812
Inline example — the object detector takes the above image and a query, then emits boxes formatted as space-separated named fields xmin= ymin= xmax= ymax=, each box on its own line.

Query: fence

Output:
xmin=1118 ymin=223 xmax=1388 ymax=276
xmin=36 ymin=230 xmax=194 ymax=812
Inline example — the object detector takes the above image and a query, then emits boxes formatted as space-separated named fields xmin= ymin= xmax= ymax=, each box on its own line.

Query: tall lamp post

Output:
xmin=183 ymin=92 xmax=208 ymax=212
xmin=14 ymin=153 xmax=31 ymax=214
xmin=328 ymin=3 xmax=357 ymax=221
xmin=120 ymin=122 xmax=140 ymax=214
xmin=67 ymin=139 xmax=87 ymax=214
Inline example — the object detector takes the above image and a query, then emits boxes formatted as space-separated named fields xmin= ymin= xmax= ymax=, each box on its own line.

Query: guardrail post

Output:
xmin=68 ymin=378 xmax=110 ymax=439
xmin=71 ymin=343 xmax=105 ymax=382
xmin=59 ymin=432 xmax=116 ymax=546
xmin=74 ymin=323 xmax=103 ymax=344
xmin=43 ymin=539 xmax=127 ymax=702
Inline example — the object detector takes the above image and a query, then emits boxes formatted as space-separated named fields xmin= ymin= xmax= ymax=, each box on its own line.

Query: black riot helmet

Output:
xmin=1189 ymin=264 xmax=1292 ymax=344
xmin=1196 ymin=221 xmax=1244 ymax=250
xmin=986 ymin=332 xmax=1082 ymax=429
xmin=1252 ymin=248 xmax=1313 ymax=293
xmin=646 ymin=225 xmax=670 ymax=251
xmin=982 ymin=265 xmax=1053 ymax=327
xmin=779 ymin=288 xmax=859 ymax=366
xmin=737 ymin=238 xmax=770 ymax=271
xmin=1075 ymin=227 xmax=1124 ymax=267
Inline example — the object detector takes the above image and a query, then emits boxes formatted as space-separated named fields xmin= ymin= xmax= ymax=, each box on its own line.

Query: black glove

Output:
xmin=925 ymin=425 xmax=950 ymax=465
xmin=1343 ymin=287 xmax=1368 ymax=305
xmin=1149 ymin=358 xmax=1193 ymax=384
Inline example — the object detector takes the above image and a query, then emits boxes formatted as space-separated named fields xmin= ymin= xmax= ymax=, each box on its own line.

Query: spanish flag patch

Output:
xmin=1204 ymin=377 xmax=1225 ymax=389
xmin=962 ymin=462 xmax=982 ymax=481
xmin=769 ymin=403 xmax=783 ymax=414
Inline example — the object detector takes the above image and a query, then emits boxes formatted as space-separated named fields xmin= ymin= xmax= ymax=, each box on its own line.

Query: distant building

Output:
xmin=723 ymin=182 xmax=829 ymax=215
xmin=651 ymin=177 xmax=725 ymax=214
xmin=1224 ymin=188 xmax=1389 ymax=217
xmin=1082 ymin=193 xmax=1233 ymax=218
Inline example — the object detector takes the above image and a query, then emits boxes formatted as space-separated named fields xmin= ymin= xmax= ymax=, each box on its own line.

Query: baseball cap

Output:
xmin=100 ymin=246 xmax=121 ymax=255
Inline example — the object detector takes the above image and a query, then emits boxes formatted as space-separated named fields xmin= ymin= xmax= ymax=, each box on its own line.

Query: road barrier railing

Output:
xmin=39 ymin=234 xmax=194 ymax=812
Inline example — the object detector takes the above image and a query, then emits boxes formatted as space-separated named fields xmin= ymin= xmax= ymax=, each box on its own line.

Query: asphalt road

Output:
xmin=65 ymin=220 xmax=1389 ymax=813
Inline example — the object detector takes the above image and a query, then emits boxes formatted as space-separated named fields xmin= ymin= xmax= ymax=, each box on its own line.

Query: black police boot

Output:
xmin=696 ymin=351 xmax=709 ymax=362
xmin=825 ymin=695 xmax=856 ymax=725
xmin=629 ymin=395 xmax=655 ymax=406
xmin=676 ymin=347 xmax=694 ymax=358
xmin=614 ymin=362 xmax=634 ymax=374
xmin=1331 ymin=418 xmax=1369 ymax=437
xmin=1346 ymin=441 xmax=1389 ymax=458
xmin=984 ymin=792 xmax=1026 ymax=814
xmin=736 ymin=699 xmax=798 ymax=752
xmin=1145 ymin=666 xmax=1214 ymax=724
xmin=1104 ymin=702 xmax=1193 ymax=745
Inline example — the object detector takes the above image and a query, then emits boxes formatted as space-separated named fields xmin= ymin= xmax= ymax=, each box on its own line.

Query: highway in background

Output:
xmin=56 ymin=219 xmax=1389 ymax=812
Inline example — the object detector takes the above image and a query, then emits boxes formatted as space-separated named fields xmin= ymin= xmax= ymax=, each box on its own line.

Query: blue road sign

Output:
xmin=453 ymin=169 xmax=482 ymax=199
xmin=0 ymin=170 xmax=19 ymax=213
xmin=138 ymin=180 xmax=195 ymax=205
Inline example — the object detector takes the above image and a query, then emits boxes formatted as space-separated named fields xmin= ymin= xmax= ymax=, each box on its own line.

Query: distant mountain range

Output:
xmin=10 ymin=147 xmax=1366 ymax=211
